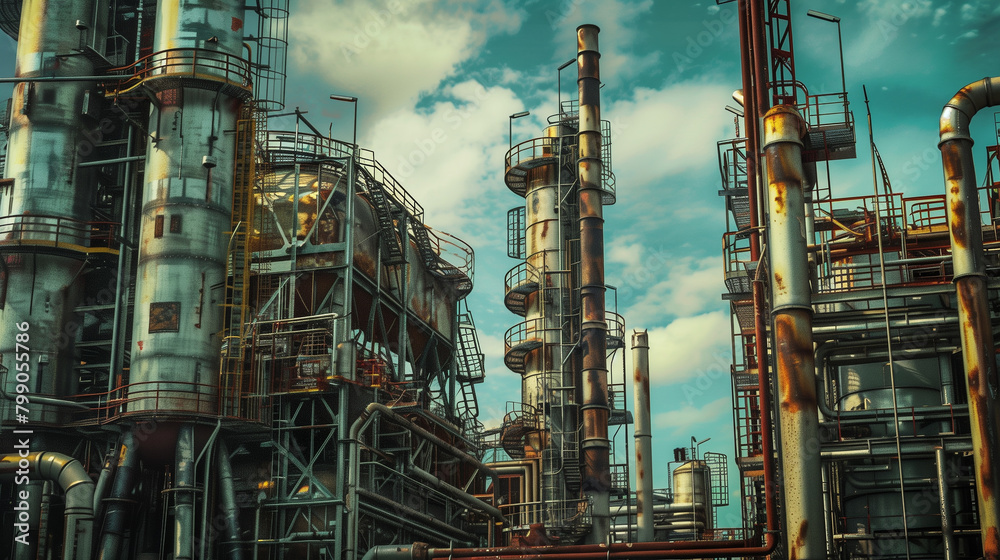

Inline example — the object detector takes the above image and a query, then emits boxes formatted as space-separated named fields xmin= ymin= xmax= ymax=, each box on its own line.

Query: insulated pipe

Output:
xmin=174 ymin=425 xmax=196 ymax=560
xmin=0 ymin=452 xmax=94 ymax=560
xmin=938 ymin=75 xmax=1000 ymax=558
xmin=217 ymin=440 xmax=244 ymax=560
xmin=630 ymin=330 xmax=653 ymax=542
xmin=763 ymin=105 xmax=825 ymax=560
xmin=98 ymin=431 xmax=139 ymax=560
xmin=576 ymin=23 xmax=611 ymax=544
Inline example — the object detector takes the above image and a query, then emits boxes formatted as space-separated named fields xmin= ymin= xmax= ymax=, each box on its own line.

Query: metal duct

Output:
xmin=938 ymin=75 xmax=1000 ymax=558
xmin=763 ymin=105 xmax=825 ymax=559
xmin=98 ymin=431 xmax=139 ymax=560
xmin=630 ymin=330 xmax=653 ymax=542
xmin=575 ymin=23 xmax=610 ymax=544
xmin=128 ymin=0 xmax=248 ymax=414
xmin=0 ymin=452 xmax=95 ymax=560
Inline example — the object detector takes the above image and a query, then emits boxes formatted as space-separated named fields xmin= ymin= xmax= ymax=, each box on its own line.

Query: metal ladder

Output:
xmin=360 ymin=175 xmax=406 ymax=265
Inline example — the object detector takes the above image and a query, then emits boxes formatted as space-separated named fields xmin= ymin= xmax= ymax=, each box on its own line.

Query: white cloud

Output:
xmin=622 ymin=256 xmax=723 ymax=328
xmin=625 ymin=311 xmax=731 ymax=387
xmin=544 ymin=0 xmax=659 ymax=82
xmin=288 ymin=0 xmax=522 ymax=118
xmin=607 ymin=81 xmax=735 ymax=191
xmin=365 ymin=79 xmax=524 ymax=238
xmin=653 ymin=396 xmax=730 ymax=437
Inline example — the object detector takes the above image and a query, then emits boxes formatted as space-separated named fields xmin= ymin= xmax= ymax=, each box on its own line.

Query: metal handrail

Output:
xmin=265 ymin=130 xmax=352 ymax=161
xmin=67 ymin=379 xmax=269 ymax=423
xmin=112 ymin=47 xmax=252 ymax=94
xmin=605 ymin=310 xmax=626 ymax=342
xmin=504 ymin=318 xmax=558 ymax=350
xmin=504 ymin=262 xmax=540 ymax=294
xmin=905 ymin=195 xmax=948 ymax=229
xmin=505 ymin=137 xmax=562 ymax=172
xmin=356 ymin=147 xmax=424 ymax=222
xmin=421 ymin=224 xmax=475 ymax=282
xmin=0 ymin=214 xmax=119 ymax=249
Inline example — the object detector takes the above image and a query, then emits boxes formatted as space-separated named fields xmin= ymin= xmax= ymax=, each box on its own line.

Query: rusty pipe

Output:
xmin=576 ymin=23 xmax=610 ymax=543
xmin=631 ymin=330 xmax=653 ymax=542
xmin=763 ymin=105 xmax=825 ymax=559
xmin=939 ymin=75 xmax=1000 ymax=558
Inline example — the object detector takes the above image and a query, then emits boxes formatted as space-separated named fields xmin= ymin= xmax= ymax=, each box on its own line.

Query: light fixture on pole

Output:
xmin=509 ymin=111 xmax=530 ymax=151
xmin=806 ymin=10 xmax=847 ymax=121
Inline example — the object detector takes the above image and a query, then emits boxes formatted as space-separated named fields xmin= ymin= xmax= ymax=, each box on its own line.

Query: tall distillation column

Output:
xmin=128 ymin=0 xmax=250 ymax=414
xmin=527 ymin=123 xmax=576 ymax=525
xmin=0 ymin=0 xmax=105 ymax=425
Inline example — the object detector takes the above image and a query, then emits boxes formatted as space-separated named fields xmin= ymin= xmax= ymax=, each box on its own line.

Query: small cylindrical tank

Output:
xmin=671 ymin=460 xmax=712 ymax=537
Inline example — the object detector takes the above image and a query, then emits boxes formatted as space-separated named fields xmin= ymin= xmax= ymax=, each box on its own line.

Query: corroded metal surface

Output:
xmin=630 ymin=330 xmax=653 ymax=542
xmin=940 ymin=76 xmax=1000 ymax=560
xmin=128 ymin=0 xmax=246 ymax=414
xmin=576 ymin=23 xmax=611 ymax=544
xmin=764 ymin=106 xmax=824 ymax=560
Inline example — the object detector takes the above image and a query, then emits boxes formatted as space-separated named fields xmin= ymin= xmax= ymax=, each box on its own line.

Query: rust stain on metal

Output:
xmin=774 ymin=311 xmax=816 ymax=414
xmin=942 ymin=141 xmax=968 ymax=248
xmin=985 ymin=527 xmax=999 ymax=560
xmin=773 ymin=271 xmax=785 ymax=294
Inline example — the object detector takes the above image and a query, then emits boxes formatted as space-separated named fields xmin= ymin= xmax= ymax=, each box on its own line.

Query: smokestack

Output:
xmin=763 ymin=105 xmax=825 ymax=559
xmin=576 ymin=23 xmax=610 ymax=543
xmin=631 ymin=330 xmax=653 ymax=542
xmin=938 ymin=76 xmax=1000 ymax=558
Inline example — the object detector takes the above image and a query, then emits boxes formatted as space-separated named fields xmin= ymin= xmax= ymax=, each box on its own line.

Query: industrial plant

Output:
xmin=0 ymin=1 xmax=996 ymax=559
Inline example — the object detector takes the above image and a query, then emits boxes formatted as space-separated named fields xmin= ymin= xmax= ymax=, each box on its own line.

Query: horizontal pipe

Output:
xmin=407 ymin=463 xmax=505 ymax=521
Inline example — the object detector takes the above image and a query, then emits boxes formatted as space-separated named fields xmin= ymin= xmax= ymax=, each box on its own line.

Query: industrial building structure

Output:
xmin=0 ymin=0 xmax=997 ymax=559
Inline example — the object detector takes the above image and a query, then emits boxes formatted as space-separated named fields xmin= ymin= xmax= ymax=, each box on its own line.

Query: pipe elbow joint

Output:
xmin=939 ymin=76 xmax=1000 ymax=145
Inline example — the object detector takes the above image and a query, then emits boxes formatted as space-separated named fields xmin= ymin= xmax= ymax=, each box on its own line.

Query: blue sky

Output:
xmin=2 ymin=0 xmax=997 ymax=526
xmin=278 ymin=0 xmax=998 ymax=522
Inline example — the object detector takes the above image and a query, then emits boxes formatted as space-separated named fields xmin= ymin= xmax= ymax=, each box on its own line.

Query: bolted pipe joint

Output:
xmin=939 ymin=76 xmax=1000 ymax=145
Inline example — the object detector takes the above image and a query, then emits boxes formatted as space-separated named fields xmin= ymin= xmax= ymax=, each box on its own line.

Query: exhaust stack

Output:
xmin=631 ymin=330 xmax=654 ymax=542
xmin=576 ymin=23 xmax=611 ymax=543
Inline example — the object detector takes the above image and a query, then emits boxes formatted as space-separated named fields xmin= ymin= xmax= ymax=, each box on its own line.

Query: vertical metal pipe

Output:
xmin=576 ymin=23 xmax=610 ymax=544
xmin=935 ymin=447 xmax=955 ymax=560
xmin=0 ymin=0 xmax=101 ymax=424
xmin=128 ymin=0 xmax=247 ymax=413
xmin=217 ymin=440 xmax=245 ymax=560
xmin=938 ymin=76 xmax=1000 ymax=558
xmin=630 ymin=330 xmax=653 ymax=542
xmin=174 ymin=425 xmax=196 ymax=560
xmin=98 ymin=431 xmax=138 ymax=560
xmin=763 ymin=105 xmax=825 ymax=559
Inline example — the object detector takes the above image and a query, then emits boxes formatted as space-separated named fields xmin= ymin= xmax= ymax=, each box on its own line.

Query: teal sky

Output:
xmin=3 ymin=0 xmax=997 ymax=527
xmin=279 ymin=0 xmax=998 ymax=524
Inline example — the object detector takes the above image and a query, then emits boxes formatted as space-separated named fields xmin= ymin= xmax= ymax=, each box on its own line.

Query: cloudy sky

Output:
xmin=2 ymin=0 xmax=996 ymax=526
xmin=273 ymin=0 xmax=998 ymax=522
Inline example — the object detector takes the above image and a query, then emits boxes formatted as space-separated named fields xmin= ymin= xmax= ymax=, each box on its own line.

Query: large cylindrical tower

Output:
xmin=0 ymin=0 xmax=104 ymax=425
xmin=127 ymin=0 xmax=250 ymax=414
